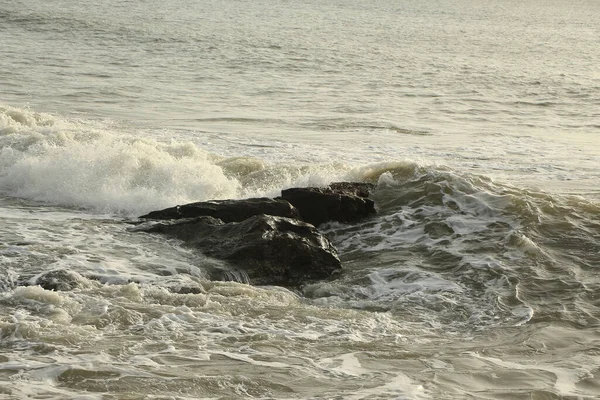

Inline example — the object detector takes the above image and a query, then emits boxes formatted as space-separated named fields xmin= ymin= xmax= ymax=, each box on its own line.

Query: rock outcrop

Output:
xmin=328 ymin=182 xmax=376 ymax=198
xmin=34 ymin=269 xmax=84 ymax=291
xmin=137 ymin=182 xmax=376 ymax=288
xmin=139 ymin=214 xmax=341 ymax=287
xmin=280 ymin=183 xmax=376 ymax=226
xmin=140 ymin=197 xmax=300 ymax=222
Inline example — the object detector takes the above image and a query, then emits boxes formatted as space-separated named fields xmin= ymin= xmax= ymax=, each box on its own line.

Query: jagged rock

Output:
xmin=139 ymin=215 xmax=341 ymax=287
xmin=279 ymin=183 xmax=376 ymax=226
xmin=139 ymin=197 xmax=300 ymax=222
xmin=135 ymin=182 xmax=376 ymax=287
xmin=34 ymin=269 xmax=84 ymax=291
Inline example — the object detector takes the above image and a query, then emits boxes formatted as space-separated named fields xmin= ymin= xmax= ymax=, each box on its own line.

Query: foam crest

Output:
xmin=0 ymin=106 xmax=240 ymax=215
xmin=0 ymin=105 xmax=58 ymax=134
xmin=353 ymin=160 xmax=421 ymax=184
xmin=314 ymin=168 xmax=542 ymax=329
xmin=0 ymin=106 xmax=393 ymax=214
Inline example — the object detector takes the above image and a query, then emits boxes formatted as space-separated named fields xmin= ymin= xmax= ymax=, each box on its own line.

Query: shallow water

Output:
xmin=1 ymin=0 xmax=600 ymax=398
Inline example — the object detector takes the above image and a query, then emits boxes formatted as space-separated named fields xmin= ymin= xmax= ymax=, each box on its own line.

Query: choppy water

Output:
xmin=1 ymin=0 xmax=600 ymax=398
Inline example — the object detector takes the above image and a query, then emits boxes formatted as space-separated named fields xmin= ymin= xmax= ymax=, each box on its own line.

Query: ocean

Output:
xmin=1 ymin=0 xmax=599 ymax=398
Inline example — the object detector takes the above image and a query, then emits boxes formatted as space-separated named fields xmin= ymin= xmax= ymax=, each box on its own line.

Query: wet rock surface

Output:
xmin=139 ymin=215 xmax=341 ymax=287
xmin=34 ymin=269 xmax=84 ymax=291
xmin=328 ymin=182 xmax=376 ymax=198
xmin=137 ymin=182 xmax=376 ymax=287
xmin=140 ymin=197 xmax=300 ymax=222
xmin=280 ymin=183 xmax=376 ymax=226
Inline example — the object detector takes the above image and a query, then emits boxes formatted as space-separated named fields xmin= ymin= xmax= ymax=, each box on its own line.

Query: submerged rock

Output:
xmin=139 ymin=197 xmax=300 ymax=222
xmin=280 ymin=182 xmax=376 ymax=226
xmin=140 ymin=215 xmax=341 ymax=287
xmin=34 ymin=269 xmax=84 ymax=291
xmin=170 ymin=286 xmax=205 ymax=295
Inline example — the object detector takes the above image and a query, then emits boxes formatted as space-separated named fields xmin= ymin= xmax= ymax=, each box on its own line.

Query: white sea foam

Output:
xmin=0 ymin=106 xmax=385 ymax=214
xmin=0 ymin=106 xmax=248 ymax=214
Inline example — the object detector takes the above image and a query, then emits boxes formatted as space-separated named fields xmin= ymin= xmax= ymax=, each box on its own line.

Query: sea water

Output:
xmin=1 ymin=0 xmax=599 ymax=398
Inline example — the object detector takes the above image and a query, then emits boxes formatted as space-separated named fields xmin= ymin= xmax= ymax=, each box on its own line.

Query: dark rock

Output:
xmin=35 ymin=270 xmax=83 ymax=291
xmin=328 ymin=182 xmax=376 ymax=198
xmin=139 ymin=197 xmax=301 ymax=222
xmin=280 ymin=183 xmax=376 ymax=226
xmin=170 ymin=286 xmax=205 ymax=295
xmin=140 ymin=215 xmax=341 ymax=287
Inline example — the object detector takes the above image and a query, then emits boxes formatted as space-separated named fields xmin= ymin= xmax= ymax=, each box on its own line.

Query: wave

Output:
xmin=0 ymin=7 xmax=118 ymax=37
xmin=2 ymin=105 xmax=599 ymax=331
xmin=0 ymin=5 xmax=216 ymax=46
xmin=300 ymin=118 xmax=430 ymax=135
xmin=0 ymin=106 xmax=242 ymax=214
xmin=0 ymin=106 xmax=381 ymax=215
xmin=305 ymin=165 xmax=600 ymax=330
